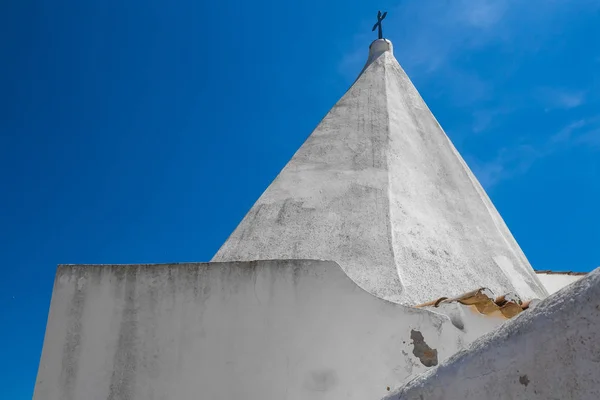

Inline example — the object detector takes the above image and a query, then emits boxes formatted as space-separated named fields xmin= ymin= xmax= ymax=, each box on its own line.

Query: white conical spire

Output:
xmin=213 ymin=40 xmax=548 ymax=304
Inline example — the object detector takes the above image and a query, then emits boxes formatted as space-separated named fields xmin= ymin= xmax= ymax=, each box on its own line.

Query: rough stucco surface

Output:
xmin=536 ymin=272 xmax=585 ymax=294
xmin=33 ymin=260 xmax=493 ymax=400
xmin=384 ymin=267 xmax=600 ymax=400
xmin=212 ymin=40 xmax=547 ymax=305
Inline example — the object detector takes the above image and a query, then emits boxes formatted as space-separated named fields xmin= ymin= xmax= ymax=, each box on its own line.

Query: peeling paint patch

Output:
xmin=410 ymin=329 xmax=438 ymax=367
xmin=519 ymin=375 xmax=530 ymax=386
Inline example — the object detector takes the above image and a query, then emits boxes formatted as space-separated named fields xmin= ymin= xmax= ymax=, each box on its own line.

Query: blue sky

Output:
xmin=1 ymin=0 xmax=599 ymax=397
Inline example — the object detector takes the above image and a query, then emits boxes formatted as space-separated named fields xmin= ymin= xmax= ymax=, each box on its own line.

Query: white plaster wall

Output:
xmin=422 ymin=302 xmax=508 ymax=343
xmin=212 ymin=42 xmax=547 ymax=305
xmin=536 ymin=272 xmax=584 ymax=294
xmin=34 ymin=260 xmax=485 ymax=400
xmin=384 ymin=267 xmax=600 ymax=400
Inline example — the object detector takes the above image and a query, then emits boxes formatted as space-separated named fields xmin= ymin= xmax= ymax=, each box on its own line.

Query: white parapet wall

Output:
xmin=384 ymin=267 xmax=600 ymax=400
xmin=535 ymin=270 xmax=586 ymax=294
xmin=32 ymin=260 xmax=505 ymax=400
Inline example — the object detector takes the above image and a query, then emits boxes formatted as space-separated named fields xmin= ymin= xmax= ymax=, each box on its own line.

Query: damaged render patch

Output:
xmin=410 ymin=329 xmax=438 ymax=367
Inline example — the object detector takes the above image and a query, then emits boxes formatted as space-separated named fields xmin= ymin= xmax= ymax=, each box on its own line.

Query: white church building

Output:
xmin=33 ymin=36 xmax=599 ymax=400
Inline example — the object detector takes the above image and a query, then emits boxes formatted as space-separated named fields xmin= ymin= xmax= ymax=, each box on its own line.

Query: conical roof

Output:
xmin=213 ymin=39 xmax=548 ymax=304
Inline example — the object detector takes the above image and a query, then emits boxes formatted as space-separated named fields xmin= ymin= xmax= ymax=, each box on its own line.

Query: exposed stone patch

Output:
xmin=410 ymin=329 xmax=438 ymax=367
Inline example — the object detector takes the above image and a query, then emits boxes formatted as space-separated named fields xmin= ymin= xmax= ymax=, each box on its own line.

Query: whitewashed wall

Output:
xmin=33 ymin=260 xmax=501 ymax=400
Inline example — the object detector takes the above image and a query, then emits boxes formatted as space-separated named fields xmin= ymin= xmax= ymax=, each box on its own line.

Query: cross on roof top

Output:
xmin=372 ymin=11 xmax=388 ymax=40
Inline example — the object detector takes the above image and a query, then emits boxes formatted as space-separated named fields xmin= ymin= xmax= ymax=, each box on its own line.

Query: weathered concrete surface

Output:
xmin=536 ymin=270 xmax=586 ymax=294
xmin=34 ymin=260 xmax=491 ymax=400
xmin=213 ymin=40 xmax=547 ymax=304
xmin=384 ymin=267 xmax=600 ymax=400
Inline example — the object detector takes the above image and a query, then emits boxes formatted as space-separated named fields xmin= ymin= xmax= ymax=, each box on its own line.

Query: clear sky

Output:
xmin=2 ymin=0 xmax=599 ymax=397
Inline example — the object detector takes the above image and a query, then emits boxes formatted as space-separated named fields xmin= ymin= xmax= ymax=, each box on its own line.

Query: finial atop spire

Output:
xmin=372 ymin=10 xmax=388 ymax=40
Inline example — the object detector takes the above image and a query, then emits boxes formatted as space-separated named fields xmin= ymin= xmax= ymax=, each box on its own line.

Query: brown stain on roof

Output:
xmin=415 ymin=288 xmax=530 ymax=319
xmin=415 ymin=270 xmax=592 ymax=319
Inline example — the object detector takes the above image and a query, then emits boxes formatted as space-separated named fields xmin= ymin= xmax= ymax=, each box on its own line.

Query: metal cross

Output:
xmin=372 ymin=10 xmax=388 ymax=40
